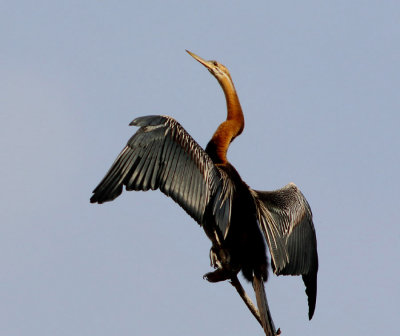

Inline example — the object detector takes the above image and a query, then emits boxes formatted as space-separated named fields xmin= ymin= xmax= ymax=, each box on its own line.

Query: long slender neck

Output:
xmin=223 ymin=80 xmax=244 ymax=127
xmin=206 ymin=76 xmax=244 ymax=164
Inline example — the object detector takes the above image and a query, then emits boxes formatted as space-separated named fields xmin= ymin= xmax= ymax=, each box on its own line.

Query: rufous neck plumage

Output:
xmin=208 ymin=72 xmax=244 ymax=164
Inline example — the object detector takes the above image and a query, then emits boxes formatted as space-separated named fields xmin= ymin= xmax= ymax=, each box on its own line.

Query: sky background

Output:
xmin=1 ymin=1 xmax=399 ymax=335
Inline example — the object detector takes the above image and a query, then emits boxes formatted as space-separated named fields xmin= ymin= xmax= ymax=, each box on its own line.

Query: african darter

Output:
xmin=90 ymin=50 xmax=318 ymax=335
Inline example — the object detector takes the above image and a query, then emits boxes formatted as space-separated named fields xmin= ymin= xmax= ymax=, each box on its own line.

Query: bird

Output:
xmin=90 ymin=50 xmax=318 ymax=335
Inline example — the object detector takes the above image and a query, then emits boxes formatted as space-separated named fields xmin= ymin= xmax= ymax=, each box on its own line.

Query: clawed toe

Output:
xmin=203 ymin=269 xmax=233 ymax=283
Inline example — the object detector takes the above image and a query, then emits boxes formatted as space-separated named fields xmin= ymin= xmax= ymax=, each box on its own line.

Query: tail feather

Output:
xmin=253 ymin=275 xmax=277 ymax=336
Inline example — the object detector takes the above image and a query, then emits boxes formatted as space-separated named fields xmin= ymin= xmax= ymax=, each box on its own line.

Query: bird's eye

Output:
xmin=213 ymin=61 xmax=218 ymax=66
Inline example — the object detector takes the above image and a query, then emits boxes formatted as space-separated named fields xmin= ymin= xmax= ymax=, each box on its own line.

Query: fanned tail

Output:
xmin=253 ymin=275 xmax=278 ymax=336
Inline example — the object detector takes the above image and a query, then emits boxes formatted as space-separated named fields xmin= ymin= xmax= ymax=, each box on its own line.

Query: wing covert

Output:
xmin=90 ymin=115 xmax=233 ymax=235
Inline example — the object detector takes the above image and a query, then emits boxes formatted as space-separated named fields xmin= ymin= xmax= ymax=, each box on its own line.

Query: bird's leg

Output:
xmin=203 ymin=246 xmax=238 ymax=282
xmin=202 ymin=224 xmax=238 ymax=281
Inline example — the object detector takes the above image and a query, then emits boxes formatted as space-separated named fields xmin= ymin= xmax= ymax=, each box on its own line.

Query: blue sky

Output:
xmin=1 ymin=1 xmax=399 ymax=335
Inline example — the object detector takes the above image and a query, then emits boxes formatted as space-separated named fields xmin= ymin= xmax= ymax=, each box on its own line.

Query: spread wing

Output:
xmin=90 ymin=115 xmax=233 ymax=237
xmin=251 ymin=183 xmax=318 ymax=319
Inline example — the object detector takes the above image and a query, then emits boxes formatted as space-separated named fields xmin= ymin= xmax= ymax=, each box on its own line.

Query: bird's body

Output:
xmin=203 ymin=161 xmax=268 ymax=282
xmin=90 ymin=51 xmax=318 ymax=335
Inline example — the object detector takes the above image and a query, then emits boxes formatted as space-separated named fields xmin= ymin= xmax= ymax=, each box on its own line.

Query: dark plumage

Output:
xmin=91 ymin=51 xmax=318 ymax=335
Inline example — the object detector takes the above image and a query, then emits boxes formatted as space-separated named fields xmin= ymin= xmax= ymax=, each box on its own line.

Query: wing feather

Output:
xmin=252 ymin=182 xmax=318 ymax=319
xmin=91 ymin=115 xmax=233 ymax=234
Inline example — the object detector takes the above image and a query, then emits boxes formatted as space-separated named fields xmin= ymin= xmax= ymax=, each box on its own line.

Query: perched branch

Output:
xmin=207 ymin=229 xmax=281 ymax=335
xmin=229 ymin=275 xmax=262 ymax=325
xmin=229 ymin=275 xmax=281 ymax=335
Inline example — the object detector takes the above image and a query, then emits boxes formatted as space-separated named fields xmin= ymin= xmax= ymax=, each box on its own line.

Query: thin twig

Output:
xmin=229 ymin=275 xmax=262 ymax=326
xmin=229 ymin=274 xmax=281 ymax=335
xmin=211 ymin=229 xmax=281 ymax=334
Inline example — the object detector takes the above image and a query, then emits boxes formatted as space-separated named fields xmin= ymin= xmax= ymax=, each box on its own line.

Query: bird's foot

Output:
xmin=203 ymin=268 xmax=233 ymax=283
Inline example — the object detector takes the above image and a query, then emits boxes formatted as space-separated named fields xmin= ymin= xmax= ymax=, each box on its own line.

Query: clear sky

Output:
xmin=1 ymin=1 xmax=399 ymax=335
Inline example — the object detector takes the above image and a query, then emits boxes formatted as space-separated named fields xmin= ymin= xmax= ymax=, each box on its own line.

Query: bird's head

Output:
xmin=186 ymin=50 xmax=234 ymax=88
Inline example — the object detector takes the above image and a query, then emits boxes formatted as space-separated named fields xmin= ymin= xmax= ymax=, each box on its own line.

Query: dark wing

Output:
xmin=251 ymin=183 xmax=318 ymax=319
xmin=90 ymin=115 xmax=233 ymax=237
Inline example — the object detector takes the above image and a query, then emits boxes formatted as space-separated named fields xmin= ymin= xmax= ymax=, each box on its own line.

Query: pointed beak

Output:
xmin=186 ymin=50 xmax=213 ymax=70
